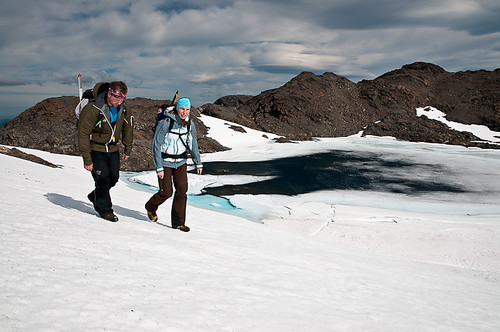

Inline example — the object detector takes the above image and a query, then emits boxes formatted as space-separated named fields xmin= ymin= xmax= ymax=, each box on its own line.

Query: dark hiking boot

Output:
xmin=100 ymin=212 xmax=119 ymax=222
xmin=87 ymin=192 xmax=95 ymax=205
xmin=174 ymin=225 xmax=190 ymax=232
xmin=147 ymin=210 xmax=158 ymax=222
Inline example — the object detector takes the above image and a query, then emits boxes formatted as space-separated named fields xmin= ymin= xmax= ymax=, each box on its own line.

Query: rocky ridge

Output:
xmin=0 ymin=62 xmax=498 ymax=171
xmin=201 ymin=62 xmax=499 ymax=146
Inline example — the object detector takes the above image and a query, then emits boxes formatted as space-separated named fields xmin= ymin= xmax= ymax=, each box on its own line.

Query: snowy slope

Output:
xmin=1 ymin=113 xmax=500 ymax=331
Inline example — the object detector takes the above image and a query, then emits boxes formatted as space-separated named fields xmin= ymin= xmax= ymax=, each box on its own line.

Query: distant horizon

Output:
xmin=3 ymin=61 xmax=499 ymax=123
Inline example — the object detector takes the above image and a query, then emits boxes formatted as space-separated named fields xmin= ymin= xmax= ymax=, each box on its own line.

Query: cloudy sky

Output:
xmin=0 ymin=0 xmax=499 ymax=119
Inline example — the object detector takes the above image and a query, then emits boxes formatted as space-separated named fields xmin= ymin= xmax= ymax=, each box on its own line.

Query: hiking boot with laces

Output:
xmin=147 ymin=210 xmax=158 ymax=222
xmin=100 ymin=212 xmax=119 ymax=222
xmin=174 ymin=225 xmax=190 ymax=232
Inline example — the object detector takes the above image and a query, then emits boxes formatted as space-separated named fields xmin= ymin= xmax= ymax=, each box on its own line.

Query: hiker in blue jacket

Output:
xmin=145 ymin=97 xmax=202 ymax=232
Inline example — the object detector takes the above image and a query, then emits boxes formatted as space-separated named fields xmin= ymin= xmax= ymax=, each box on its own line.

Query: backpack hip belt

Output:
xmin=161 ymin=151 xmax=188 ymax=159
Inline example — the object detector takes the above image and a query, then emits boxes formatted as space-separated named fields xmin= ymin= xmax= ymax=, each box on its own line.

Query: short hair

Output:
xmin=109 ymin=81 xmax=128 ymax=95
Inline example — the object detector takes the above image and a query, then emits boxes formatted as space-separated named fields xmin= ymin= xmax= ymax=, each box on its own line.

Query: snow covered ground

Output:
xmin=1 ymin=111 xmax=499 ymax=331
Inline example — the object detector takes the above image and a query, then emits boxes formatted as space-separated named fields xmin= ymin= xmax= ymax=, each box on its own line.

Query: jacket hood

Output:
xmin=92 ymin=82 xmax=110 ymax=100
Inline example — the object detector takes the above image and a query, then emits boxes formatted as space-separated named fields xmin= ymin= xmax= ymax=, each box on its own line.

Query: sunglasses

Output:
xmin=108 ymin=88 xmax=127 ymax=100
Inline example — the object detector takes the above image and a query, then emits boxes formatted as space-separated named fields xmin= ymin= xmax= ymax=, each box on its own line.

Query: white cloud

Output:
xmin=405 ymin=0 xmax=483 ymax=18
xmin=249 ymin=42 xmax=349 ymax=74
xmin=1 ymin=0 xmax=499 ymax=117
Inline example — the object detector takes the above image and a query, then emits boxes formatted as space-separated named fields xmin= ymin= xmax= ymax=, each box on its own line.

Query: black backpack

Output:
xmin=75 ymin=82 xmax=110 ymax=119
xmin=153 ymin=91 xmax=179 ymax=132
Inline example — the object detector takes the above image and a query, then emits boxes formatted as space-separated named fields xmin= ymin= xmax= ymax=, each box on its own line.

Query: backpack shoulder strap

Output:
xmin=167 ymin=117 xmax=175 ymax=132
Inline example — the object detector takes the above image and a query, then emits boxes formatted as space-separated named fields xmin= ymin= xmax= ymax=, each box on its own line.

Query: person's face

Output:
xmin=107 ymin=91 xmax=125 ymax=107
xmin=177 ymin=106 xmax=190 ymax=120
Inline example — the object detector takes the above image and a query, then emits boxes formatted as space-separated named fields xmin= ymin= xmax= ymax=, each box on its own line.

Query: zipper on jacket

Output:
xmin=94 ymin=104 xmax=116 ymax=145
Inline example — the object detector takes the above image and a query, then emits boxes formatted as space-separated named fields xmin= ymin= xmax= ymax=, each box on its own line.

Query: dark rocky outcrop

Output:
xmin=200 ymin=62 xmax=500 ymax=147
xmin=359 ymin=63 xmax=500 ymax=147
xmin=202 ymin=72 xmax=374 ymax=140
xmin=0 ymin=145 xmax=59 ymax=168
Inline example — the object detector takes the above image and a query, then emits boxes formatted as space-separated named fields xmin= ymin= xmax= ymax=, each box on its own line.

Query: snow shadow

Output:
xmin=201 ymin=150 xmax=467 ymax=196
xmin=44 ymin=193 xmax=146 ymax=221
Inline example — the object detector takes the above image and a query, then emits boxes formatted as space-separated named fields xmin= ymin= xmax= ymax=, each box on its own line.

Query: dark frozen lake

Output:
xmin=201 ymin=150 xmax=466 ymax=196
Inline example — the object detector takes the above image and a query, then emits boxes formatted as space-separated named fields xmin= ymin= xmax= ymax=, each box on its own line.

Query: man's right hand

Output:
xmin=84 ymin=163 xmax=93 ymax=171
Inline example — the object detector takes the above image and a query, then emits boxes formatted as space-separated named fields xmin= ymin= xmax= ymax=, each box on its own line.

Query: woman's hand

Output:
xmin=157 ymin=171 xmax=164 ymax=179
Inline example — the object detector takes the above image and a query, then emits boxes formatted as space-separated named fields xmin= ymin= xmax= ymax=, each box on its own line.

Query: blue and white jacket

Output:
xmin=152 ymin=112 xmax=202 ymax=173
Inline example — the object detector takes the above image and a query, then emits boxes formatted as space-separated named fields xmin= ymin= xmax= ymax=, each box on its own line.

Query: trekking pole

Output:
xmin=78 ymin=74 xmax=83 ymax=101
xmin=172 ymin=90 xmax=179 ymax=105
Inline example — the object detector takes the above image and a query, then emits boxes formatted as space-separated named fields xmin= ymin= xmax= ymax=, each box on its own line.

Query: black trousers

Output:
xmin=89 ymin=150 xmax=120 ymax=216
